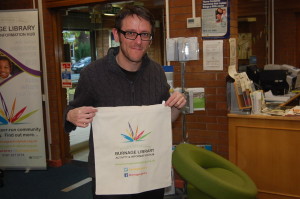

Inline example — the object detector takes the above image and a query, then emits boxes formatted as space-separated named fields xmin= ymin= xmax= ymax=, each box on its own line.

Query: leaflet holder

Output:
xmin=166 ymin=37 xmax=200 ymax=143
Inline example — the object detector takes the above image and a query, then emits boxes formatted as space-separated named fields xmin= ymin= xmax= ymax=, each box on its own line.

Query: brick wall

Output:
xmin=169 ymin=0 xmax=238 ymax=158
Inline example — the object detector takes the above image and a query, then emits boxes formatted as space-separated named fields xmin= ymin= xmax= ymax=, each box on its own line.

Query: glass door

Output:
xmin=61 ymin=7 xmax=101 ymax=161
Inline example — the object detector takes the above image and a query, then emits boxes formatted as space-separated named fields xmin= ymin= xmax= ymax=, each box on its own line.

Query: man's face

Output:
xmin=114 ymin=14 xmax=152 ymax=64
xmin=0 ymin=60 xmax=11 ymax=79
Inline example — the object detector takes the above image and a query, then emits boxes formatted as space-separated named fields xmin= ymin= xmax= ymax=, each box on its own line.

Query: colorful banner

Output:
xmin=0 ymin=10 xmax=46 ymax=169
xmin=202 ymin=0 xmax=230 ymax=39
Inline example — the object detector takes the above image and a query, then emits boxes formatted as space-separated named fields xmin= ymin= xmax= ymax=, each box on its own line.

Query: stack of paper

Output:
xmin=285 ymin=106 xmax=300 ymax=116
xmin=264 ymin=90 xmax=290 ymax=102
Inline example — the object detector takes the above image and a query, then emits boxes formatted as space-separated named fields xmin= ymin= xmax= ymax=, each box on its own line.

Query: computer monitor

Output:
xmin=259 ymin=70 xmax=289 ymax=95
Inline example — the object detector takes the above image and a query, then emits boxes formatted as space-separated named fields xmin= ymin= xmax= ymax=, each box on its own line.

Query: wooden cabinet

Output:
xmin=228 ymin=114 xmax=300 ymax=199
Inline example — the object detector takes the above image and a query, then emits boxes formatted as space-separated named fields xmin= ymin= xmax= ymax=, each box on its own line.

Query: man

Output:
xmin=0 ymin=56 xmax=12 ymax=83
xmin=64 ymin=5 xmax=186 ymax=199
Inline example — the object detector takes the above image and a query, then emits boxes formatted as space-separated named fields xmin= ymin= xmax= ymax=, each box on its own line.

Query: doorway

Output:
xmin=61 ymin=4 xmax=122 ymax=161
xmin=62 ymin=10 xmax=98 ymax=162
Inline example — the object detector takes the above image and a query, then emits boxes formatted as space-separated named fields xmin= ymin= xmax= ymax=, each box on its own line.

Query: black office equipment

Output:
xmin=259 ymin=70 xmax=289 ymax=95
xmin=0 ymin=169 xmax=3 ymax=187
xmin=246 ymin=65 xmax=261 ymax=85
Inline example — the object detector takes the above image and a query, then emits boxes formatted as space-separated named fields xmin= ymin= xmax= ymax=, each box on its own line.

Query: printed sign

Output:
xmin=0 ymin=10 xmax=46 ymax=169
xmin=61 ymin=62 xmax=72 ymax=88
xmin=202 ymin=0 xmax=230 ymax=38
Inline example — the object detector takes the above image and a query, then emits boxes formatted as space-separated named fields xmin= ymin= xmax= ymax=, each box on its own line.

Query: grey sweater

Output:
xmin=64 ymin=47 xmax=170 ymax=177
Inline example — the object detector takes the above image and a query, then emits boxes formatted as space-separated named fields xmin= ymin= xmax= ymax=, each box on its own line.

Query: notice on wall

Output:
xmin=202 ymin=0 xmax=230 ymax=38
xmin=61 ymin=62 xmax=72 ymax=88
xmin=203 ymin=40 xmax=223 ymax=71
xmin=0 ymin=10 xmax=46 ymax=169
xmin=229 ymin=38 xmax=237 ymax=66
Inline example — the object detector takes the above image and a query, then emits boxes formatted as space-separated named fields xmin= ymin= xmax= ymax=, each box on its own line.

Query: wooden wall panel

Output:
xmin=45 ymin=0 xmax=107 ymax=8
xmin=229 ymin=114 xmax=300 ymax=199
xmin=238 ymin=0 xmax=265 ymax=17
xmin=0 ymin=0 xmax=35 ymax=10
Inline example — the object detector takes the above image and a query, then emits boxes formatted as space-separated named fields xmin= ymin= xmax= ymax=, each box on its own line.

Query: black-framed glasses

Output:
xmin=118 ymin=29 xmax=152 ymax=41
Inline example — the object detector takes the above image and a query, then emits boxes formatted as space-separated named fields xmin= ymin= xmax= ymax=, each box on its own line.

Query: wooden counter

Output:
xmin=228 ymin=114 xmax=300 ymax=199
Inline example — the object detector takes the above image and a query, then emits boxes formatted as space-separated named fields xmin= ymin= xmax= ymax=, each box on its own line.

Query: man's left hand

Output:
xmin=165 ymin=91 xmax=187 ymax=110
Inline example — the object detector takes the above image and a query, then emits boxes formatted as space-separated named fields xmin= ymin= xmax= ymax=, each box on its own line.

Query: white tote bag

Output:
xmin=92 ymin=104 xmax=172 ymax=195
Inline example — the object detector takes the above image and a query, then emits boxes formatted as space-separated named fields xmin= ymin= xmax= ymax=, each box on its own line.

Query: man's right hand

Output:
xmin=67 ymin=106 xmax=98 ymax=128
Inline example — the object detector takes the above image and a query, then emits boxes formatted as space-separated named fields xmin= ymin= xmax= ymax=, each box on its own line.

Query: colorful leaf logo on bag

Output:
xmin=0 ymin=92 xmax=38 ymax=125
xmin=121 ymin=122 xmax=151 ymax=142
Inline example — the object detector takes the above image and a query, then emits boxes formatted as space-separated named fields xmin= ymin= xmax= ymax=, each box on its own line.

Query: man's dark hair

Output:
xmin=114 ymin=5 xmax=156 ymax=36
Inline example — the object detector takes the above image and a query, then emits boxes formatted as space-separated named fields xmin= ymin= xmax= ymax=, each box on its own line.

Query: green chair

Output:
xmin=172 ymin=143 xmax=257 ymax=199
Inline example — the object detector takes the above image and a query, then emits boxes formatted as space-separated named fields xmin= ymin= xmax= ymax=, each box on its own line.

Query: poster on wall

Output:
xmin=203 ymin=40 xmax=223 ymax=70
xmin=238 ymin=33 xmax=252 ymax=59
xmin=61 ymin=62 xmax=72 ymax=88
xmin=202 ymin=0 xmax=230 ymax=39
xmin=0 ymin=10 xmax=46 ymax=169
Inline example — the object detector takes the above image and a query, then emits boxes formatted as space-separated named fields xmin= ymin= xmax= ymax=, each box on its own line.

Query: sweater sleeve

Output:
xmin=63 ymin=67 xmax=95 ymax=133
xmin=63 ymin=106 xmax=76 ymax=133
xmin=159 ymin=65 xmax=171 ymax=102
